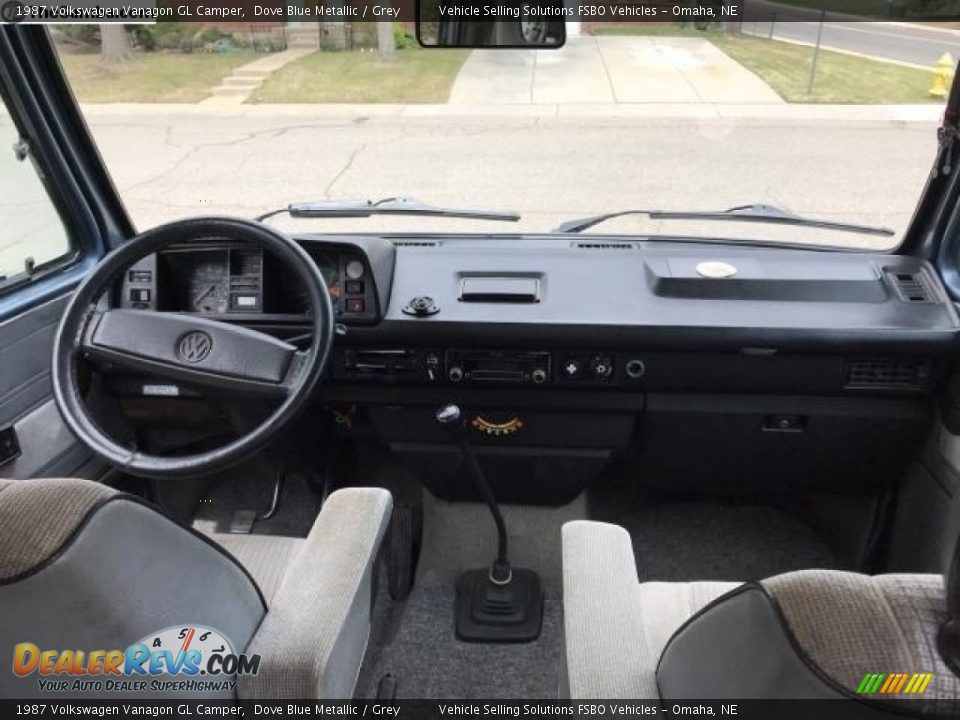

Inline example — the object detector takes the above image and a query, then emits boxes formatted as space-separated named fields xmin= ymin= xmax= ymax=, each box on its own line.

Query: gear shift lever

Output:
xmin=436 ymin=404 xmax=543 ymax=643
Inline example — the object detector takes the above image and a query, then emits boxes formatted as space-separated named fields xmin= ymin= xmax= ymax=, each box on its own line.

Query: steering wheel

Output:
xmin=52 ymin=217 xmax=334 ymax=479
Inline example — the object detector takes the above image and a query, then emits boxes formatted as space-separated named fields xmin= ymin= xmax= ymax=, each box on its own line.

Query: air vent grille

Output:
xmin=573 ymin=241 xmax=635 ymax=250
xmin=846 ymin=359 xmax=930 ymax=390
xmin=393 ymin=240 xmax=439 ymax=248
xmin=886 ymin=269 xmax=936 ymax=303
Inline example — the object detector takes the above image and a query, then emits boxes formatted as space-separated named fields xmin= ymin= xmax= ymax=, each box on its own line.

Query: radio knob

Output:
xmin=625 ymin=359 xmax=646 ymax=379
xmin=448 ymin=366 xmax=464 ymax=383
xmin=531 ymin=368 xmax=548 ymax=385
xmin=590 ymin=355 xmax=614 ymax=379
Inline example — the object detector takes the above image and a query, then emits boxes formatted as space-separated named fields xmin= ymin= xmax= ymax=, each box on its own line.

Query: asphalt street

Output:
xmin=69 ymin=110 xmax=939 ymax=252
xmin=741 ymin=4 xmax=960 ymax=66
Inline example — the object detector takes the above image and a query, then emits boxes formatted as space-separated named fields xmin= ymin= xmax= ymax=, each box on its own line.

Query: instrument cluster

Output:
xmin=120 ymin=241 xmax=378 ymax=322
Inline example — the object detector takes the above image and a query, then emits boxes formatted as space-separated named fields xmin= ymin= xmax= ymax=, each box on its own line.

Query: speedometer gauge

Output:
xmin=189 ymin=260 xmax=229 ymax=313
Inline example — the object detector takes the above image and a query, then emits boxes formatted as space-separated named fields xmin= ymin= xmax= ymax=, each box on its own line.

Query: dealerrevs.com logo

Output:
xmin=12 ymin=625 xmax=261 ymax=694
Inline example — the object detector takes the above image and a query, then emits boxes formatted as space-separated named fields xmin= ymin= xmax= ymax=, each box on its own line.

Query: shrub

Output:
xmin=394 ymin=24 xmax=416 ymax=50
xmin=55 ymin=25 xmax=100 ymax=46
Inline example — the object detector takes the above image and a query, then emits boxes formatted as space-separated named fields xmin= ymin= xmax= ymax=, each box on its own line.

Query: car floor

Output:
xmin=354 ymin=490 xmax=838 ymax=699
xmin=185 ymin=468 xmax=840 ymax=698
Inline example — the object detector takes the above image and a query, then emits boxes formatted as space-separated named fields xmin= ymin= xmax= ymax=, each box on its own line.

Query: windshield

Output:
xmin=51 ymin=9 xmax=955 ymax=251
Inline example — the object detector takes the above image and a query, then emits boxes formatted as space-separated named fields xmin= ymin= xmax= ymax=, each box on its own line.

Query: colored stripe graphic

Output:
xmin=856 ymin=672 xmax=933 ymax=694
xmin=879 ymin=674 xmax=896 ymax=694
xmin=893 ymin=674 xmax=909 ymax=693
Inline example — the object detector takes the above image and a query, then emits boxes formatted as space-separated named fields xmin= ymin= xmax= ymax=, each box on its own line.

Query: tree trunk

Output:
xmin=100 ymin=25 xmax=131 ymax=62
xmin=376 ymin=22 xmax=395 ymax=62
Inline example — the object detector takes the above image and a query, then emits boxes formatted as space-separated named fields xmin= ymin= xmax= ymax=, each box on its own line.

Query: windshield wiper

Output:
xmin=554 ymin=204 xmax=894 ymax=237
xmin=257 ymin=197 xmax=520 ymax=223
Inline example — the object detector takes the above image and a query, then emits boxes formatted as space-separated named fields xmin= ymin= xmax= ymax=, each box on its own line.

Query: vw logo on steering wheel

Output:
xmin=177 ymin=331 xmax=213 ymax=364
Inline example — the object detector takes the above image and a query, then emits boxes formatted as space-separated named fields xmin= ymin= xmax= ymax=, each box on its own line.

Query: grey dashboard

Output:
xmin=112 ymin=233 xmax=960 ymax=399
xmin=377 ymin=237 xmax=958 ymax=351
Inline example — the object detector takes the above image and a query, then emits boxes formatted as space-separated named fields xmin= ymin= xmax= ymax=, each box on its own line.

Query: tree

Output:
xmin=100 ymin=24 xmax=131 ymax=62
xmin=376 ymin=22 xmax=395 ymax=62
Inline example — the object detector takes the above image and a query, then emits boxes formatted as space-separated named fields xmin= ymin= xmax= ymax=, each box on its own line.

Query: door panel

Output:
xmin=888 ymin=410 xmax=960 ymax=574
xmin=0 ymin=294 xmax=102 ymax=479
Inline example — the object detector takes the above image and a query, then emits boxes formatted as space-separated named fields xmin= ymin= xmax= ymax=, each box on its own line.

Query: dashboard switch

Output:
xmin=345 ymin=298 xmax=365 ymax=314
xmin=345 ymin=280 xmax=364 ymax=295
xmin=129 ymin=288 xmax=152 ymax=303
xmin=562 ymin=358 xmax=584 ymax=380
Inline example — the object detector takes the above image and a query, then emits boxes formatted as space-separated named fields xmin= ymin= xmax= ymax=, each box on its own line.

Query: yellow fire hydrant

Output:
xmin=930 ymin=53 xmax=955 ymax=99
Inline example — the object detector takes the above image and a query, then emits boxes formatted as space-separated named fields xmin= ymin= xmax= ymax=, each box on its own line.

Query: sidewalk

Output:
xmin=449 ymin=36 xmax=784 ymax=106
xmin=77 ymin=100 xmax=943 ymax=123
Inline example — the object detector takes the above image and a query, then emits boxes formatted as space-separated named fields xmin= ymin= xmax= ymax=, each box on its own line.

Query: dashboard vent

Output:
xmin=573 ymin=241 xmax=636 ymax=250
xmin=393 ymin=240 xmax=439 ymax=248
xmin=845 ymin=359 xmax=930 ymax=390
xmin=886 ymin=269 xmax=936 ymax=303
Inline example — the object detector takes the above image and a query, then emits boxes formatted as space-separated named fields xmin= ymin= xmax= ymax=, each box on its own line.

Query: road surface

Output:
xmin=73 ymin=109 xmax=939 ymax=252
xmin=742 ymin=2 xmax=960 ymax=67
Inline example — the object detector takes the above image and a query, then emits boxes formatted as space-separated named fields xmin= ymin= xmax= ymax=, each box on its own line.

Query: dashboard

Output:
xmin=108 ymin=232 xmax=960 ymax=499
xmin=116 ymin=233 xmax=960 ymax=394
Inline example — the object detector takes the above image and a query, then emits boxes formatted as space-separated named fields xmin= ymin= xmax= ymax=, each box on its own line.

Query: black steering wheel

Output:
xmin=52 ymin=217 xmax=334 ymax=479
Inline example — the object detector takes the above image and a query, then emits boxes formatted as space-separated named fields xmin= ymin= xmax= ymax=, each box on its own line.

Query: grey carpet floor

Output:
xmin=357 ymin=499 xmax=836 ymax=699
xmin=356 ymin=582 xmax=563 ymax=699
xmin=619 ymin=503 xmax=837 ymax=582
xmin=192 ymin=469 xmax=322 ymax=538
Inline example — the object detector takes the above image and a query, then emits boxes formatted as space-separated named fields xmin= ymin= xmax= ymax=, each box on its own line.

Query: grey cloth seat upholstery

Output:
xmin=562 ymin=520 xmax=738 ymax=698
xmin=0 ymin=477 xmax=391 ymax=700
xmin=563 ymin=519 xmax=960 ymax=716
xmin=204 ymin=532 xmax=306 ymax=604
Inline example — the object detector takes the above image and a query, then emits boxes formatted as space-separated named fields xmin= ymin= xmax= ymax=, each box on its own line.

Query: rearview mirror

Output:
xmin=417 ymin=1 xmax=568 ymax=48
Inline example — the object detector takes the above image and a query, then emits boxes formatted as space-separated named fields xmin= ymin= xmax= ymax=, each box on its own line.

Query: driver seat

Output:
xmin=562 ymin=519 xmax=960 ymax=714
xmin=0 ymin=477 xmax=391 ymax=699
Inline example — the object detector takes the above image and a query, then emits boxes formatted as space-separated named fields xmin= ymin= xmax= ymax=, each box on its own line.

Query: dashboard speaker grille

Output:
xmin=393 ymin=240 xmax=440 ymax=248
xmin=573 ymin=241 xmax=636 ymax=250
xmin=845 ymin=359 xmax=930 ymax=390
xmin=885 ymin=269 xmax=936 ymax=303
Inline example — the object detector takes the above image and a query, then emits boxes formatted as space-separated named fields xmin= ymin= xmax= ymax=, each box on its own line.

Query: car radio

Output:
xmin=445 ymin=350 xmax=551 ymax=385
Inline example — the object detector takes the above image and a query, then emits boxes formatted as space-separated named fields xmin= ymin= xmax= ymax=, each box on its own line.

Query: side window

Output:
xmin=0 ymin=99 xmax=73 ymax=291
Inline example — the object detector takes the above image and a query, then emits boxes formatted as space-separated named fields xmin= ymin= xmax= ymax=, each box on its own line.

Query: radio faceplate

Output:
xmin=446 ymin=350 xmax=551 ymax=385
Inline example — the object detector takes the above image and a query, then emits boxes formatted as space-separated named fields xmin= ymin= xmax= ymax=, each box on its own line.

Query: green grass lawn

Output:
xmin=57 ymin=50 xmax=257 ymax=103
xmin=710 ymin=35 xmax=939 ymax=103
xmin=250 ymin=48 xmax=470 ymax=104
xmin=592 ymin=25 xmax=938 ymax=103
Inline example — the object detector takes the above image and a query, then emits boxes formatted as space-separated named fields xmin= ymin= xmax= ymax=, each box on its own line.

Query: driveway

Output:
xmin=449 ymin=36 xmax=784 ymax=105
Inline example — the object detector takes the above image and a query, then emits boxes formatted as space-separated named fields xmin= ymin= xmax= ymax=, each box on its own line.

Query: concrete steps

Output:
xmin=203 ymin=48 xmax=315 ymax=104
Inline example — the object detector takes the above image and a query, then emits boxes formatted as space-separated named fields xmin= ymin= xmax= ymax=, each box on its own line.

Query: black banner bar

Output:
xmin=0 ymin=699 xmax=953 ymax=720
xmin=1 ymin=1 xmax=959 ymax=24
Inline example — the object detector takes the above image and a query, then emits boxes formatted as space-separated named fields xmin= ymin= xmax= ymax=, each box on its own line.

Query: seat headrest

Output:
xmin=0 ymin=478 xmax=116 ymax=581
